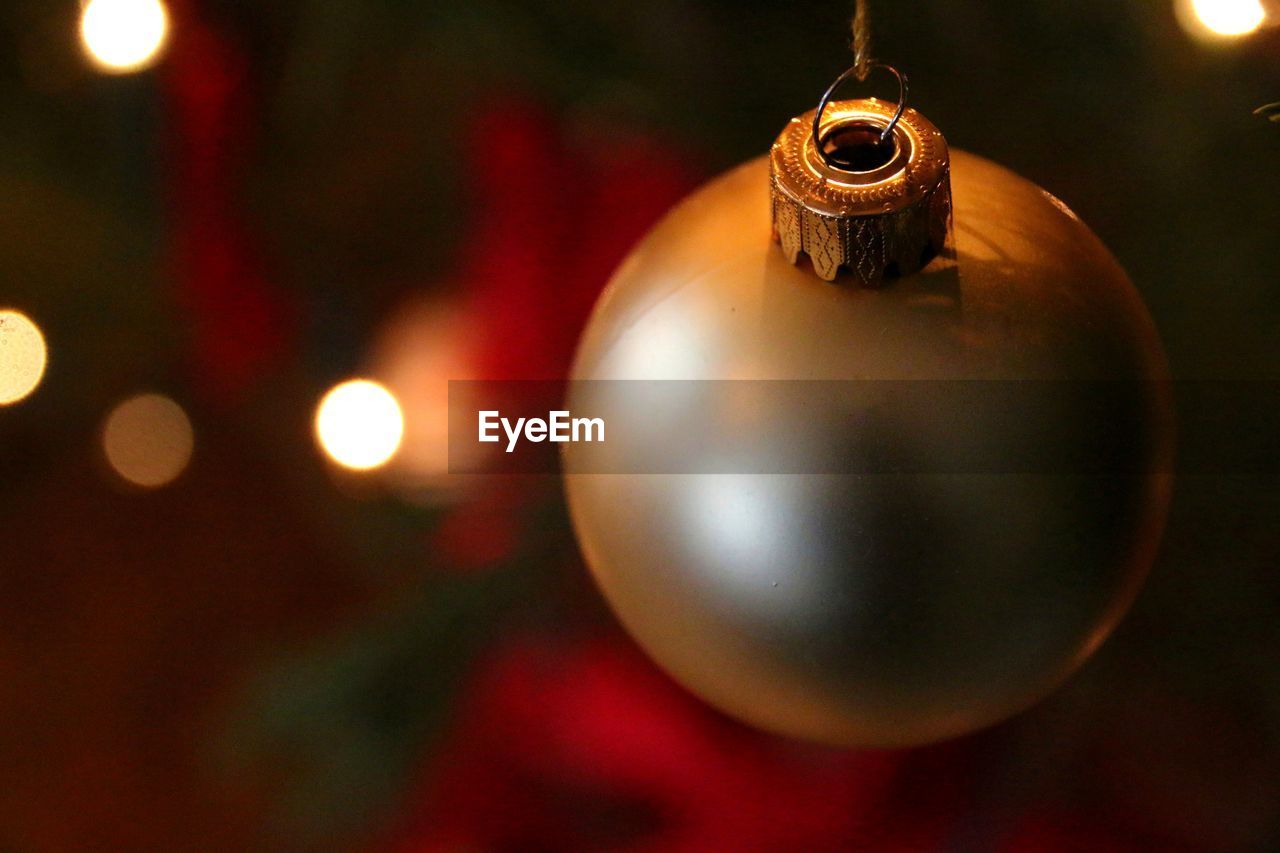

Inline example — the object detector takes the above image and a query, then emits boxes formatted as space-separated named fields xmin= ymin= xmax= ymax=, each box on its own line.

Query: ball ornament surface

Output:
xmin=564 ymin=150 xmax=1173 ymax=747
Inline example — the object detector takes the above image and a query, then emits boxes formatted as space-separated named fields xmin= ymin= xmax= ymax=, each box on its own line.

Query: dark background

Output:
xmin=0 ymin=0 xmax=1278 ymax=849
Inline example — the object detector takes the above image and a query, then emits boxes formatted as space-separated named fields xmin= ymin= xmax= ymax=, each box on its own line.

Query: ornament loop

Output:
xmin=811 ymin=63 xmax=908 ymax=167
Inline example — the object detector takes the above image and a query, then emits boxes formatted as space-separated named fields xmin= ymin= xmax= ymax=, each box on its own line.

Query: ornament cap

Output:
xmin=770 ymin=97 xmax=952 ymax=284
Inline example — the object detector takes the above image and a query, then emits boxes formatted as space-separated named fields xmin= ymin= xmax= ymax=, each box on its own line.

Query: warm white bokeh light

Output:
xmin=371 ymin=298 xmax=482 ymax=491
xmin=80 ymin=0 xmax=170 ymax=73
xmin=1179 ymin=0 xmax=1267 ymax=38
xmin=315 ymin=380 xmax=405 ymax=471
xmin=102 ymin=393 xmax=194 ymax=488
xmin=0 ymin=310 xmax=48 ymax=406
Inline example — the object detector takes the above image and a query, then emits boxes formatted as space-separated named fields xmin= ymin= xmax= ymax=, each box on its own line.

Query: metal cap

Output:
xmin=770 ymin=97 xmax=951 ymax=285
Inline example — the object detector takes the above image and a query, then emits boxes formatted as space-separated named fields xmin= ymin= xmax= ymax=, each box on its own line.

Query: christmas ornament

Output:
xmin=563 ymin=23 xmax=1173 ymax=747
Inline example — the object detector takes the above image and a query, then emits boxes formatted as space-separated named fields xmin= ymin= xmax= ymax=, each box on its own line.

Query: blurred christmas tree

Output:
xmin=0 ymin=0 xmax=1277 ymax=850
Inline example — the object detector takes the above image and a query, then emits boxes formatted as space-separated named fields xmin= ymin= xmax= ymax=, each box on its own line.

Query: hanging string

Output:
xmin=852 ymin=0 xmax=872 ymax=81
xmin=811 ymin=0 xmax=906 ymax=158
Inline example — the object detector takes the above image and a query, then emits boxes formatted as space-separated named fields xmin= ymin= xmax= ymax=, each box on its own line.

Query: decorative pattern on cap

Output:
xmin=770 ymin=97 xmax=952 ymax=284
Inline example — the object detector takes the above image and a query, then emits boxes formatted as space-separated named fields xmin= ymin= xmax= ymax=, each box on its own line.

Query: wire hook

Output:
xmin=811 ymin=62 xmax=909 ymax=168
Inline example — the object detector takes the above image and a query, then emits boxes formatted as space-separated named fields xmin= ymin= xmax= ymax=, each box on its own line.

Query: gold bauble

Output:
xmin=564 ymin=147 xmax=1173 ymax=748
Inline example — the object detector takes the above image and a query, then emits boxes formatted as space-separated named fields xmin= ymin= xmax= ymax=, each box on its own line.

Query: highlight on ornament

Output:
xmin=1177 ymin=0 xmax=1267 ymax=38
xmin=315 ymin=379 xmax=405 ymax=472
xmin=0 ymin=309 xmax=48 ymax=406
xmin=79 ymin=0 xmax=170 ymax=74
xmin=102 ymin=393 xmax=194 ymax=489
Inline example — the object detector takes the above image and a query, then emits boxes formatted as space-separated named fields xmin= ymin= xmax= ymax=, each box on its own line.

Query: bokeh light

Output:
xmin=371 ymin=297 xmax=484 ymax=493
xmin=0 ymin=310 xmax=48 ymax=406
xmin=80 ymin=0 xmax=170 ymax=74
xmin=1178 ymin=0 xmax=1267 ymax=38
xmin=102 ymin=393 xmax=194 ymax=488
xmin=315 ymin=380 xmax=405 ymax=471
